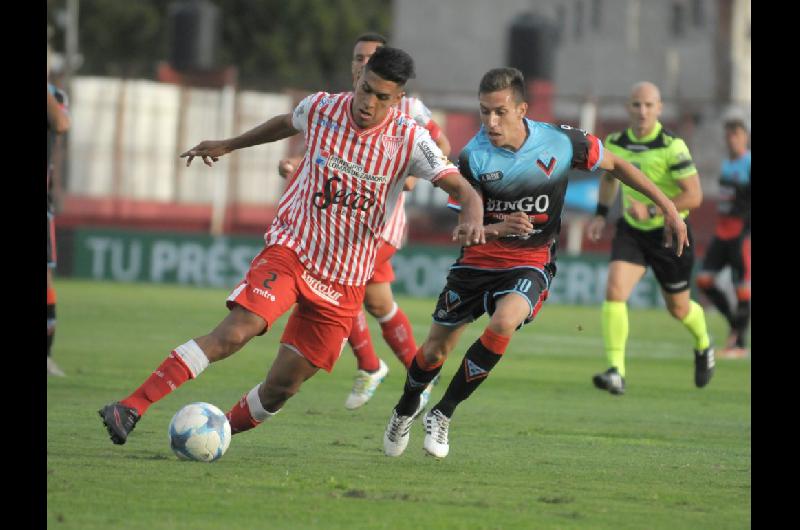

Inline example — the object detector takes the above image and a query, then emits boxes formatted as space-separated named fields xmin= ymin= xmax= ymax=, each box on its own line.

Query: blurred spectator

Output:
xmin=47 ymin=44 xmax=70 ymax=376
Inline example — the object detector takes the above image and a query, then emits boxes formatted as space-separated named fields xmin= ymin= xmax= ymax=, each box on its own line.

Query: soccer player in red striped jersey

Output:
xmin=98 ymin=46 xmax=486 ymax=447
xmin=279 ymin=33 xmax=452 ymax=411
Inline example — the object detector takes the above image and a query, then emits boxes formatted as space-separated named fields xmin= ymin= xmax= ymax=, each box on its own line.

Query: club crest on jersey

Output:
xmin=536 ymin=156 xmax=557 ymax=178
xmin=445 ymin=290 xmax=461 ymax=312
xmin=381 ymin=135 xmax=404 ymax=160
xmin=315 ymin=149 xmax=331 ymax=166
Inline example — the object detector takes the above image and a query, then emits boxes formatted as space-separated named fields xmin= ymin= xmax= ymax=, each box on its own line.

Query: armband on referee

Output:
xmin=594 ymin=204 xmax=609 ymax=218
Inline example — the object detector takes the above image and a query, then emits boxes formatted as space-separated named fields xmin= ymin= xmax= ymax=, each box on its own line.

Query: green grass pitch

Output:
xmin=47 ymin=279 xmax=750 ymax=529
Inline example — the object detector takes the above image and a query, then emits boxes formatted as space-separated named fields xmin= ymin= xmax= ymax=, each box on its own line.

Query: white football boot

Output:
xmin=345 ymin=359 xmax=388 ymax=410
xmin=383 ymin=408 xmax=418 ymax=457
xmin=423 ymin=409 xmax=451 ymax=458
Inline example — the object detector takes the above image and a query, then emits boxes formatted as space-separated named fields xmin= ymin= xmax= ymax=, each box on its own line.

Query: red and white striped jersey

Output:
xmin=381 ymin=95 xmax=443 ymax=249
xmin=264 ymin=91 xmax=458 ymax=286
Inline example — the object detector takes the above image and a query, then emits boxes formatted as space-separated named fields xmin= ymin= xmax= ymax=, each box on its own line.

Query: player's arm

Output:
xmin=47 ymin=86 xmax=70 ymax=134
xmin=633 ymin=173 xmax=702 ymax=219
xmin=433 ymin=124 xmax=451 ymax=158
xmin=181 ymin=113 xmax=298 ymax=167
xmin=598 ymin=151 xmax=688 ymax=255
xmin=435 ymin=172 xmax=485 ymax=247
xmin=586 ymin=171 xmax=620 ymax=241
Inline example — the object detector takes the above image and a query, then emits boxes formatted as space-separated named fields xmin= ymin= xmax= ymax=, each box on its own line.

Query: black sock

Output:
xmin=433 ymin=338 xmax=502 ymax=419
xmin=733 ymin=300 xmax=750 ymax=347
xmin=395 ymin=357 xmax=442 ymax=416
xmin=47 ymin=304 xmax=56 ymax=357
xmin=700 ymin=285 xmax=734 ymax=328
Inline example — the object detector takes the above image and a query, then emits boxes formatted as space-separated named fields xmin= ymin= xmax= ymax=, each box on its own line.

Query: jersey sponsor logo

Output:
xmin=301 ymin=270 xmax=343 ymax=305
xmin=485 ymin=195 xmax=550 ymax=214
xmin=318 ymin=96 xmax=333 ymax=108
xmin=536 ymin=156 xmax=557 ymax=177
xmin=251 ymin=286 xmax=277 ymax=302
xmin=381 ymin=134 xmax=404 ymax=160
xmin=464 ymin=359 xmax=489 ymax=382
xmin=312 ymin=176 xmax=377 ymax=211
xmin=323 ymin=154 xmax=388 ymax=184
xmin=478 ymin=171 xmax=504 ymax=182
xmin=315 ymin=117 xmax=341 ymax=132
xmin=418 ymin=141 xmax=439 ymax=169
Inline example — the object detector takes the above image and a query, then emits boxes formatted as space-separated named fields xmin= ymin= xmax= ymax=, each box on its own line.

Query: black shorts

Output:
xmin=700 ymin=233 xmax=751 ymax=285
xmin=432 ymin=266 xmax=550 ymax=329
xmin=610 ymin=218 xmax=695 ymax=294
xmin=47 ymin=211 xmax=57 ymax=268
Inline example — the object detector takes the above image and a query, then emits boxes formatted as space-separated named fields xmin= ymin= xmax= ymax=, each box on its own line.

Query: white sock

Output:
xmin=173 ymin=339 xmax=210 ymax=378
xmin=376 ymin=302 xmax=399 ymax=323
xmin=246 ymin=384 xmax=279 ymax=422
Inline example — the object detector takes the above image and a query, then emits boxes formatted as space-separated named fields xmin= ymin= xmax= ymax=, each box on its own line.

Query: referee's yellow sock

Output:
xmin=681 ymin=300 xmax=711 ymax=351
xmin=602 ymin=301 xmax=628 ymax=377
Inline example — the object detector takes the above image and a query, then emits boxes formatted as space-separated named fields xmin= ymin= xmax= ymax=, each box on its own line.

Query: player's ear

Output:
xmin=518 ymin=101 xmax=528 ymax=117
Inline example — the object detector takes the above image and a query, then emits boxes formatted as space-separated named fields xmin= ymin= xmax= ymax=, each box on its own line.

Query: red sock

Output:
xmin=349 ymin=311 xmax=380 ymax=372
xmin=121 ymin=351 xmax=193 ymax=416
xmin=379 ymin=306 xmax=417 ymax=368
xmin=226 ymin=393 xmax=260 ymax=435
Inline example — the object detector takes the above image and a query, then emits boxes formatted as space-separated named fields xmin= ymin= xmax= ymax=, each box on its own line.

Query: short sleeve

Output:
xmin=407 ymin=128 xmax=459 ymax=184
xmin=558 ymin=125 xmax=603 ymax=171
xmin=447 ymin=149 xmax=480 ymax=212
xmin=290 ymin=92 xmax=319 ymax=133
xmin=667 ymin=138 xmax=698 ymax=179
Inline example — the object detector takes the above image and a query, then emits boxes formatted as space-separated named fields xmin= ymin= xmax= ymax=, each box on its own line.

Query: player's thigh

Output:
xmin=606 ymin=260 xmax=647 ymax=301
xmin=485 ymin=268 xmax=550 ymax=332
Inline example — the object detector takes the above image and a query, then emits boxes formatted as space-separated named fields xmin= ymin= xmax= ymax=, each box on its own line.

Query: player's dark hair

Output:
xmin=479 ymin=68 xmax=527 ymax=103
xmin=364 ymin=46 xmax=415 ymax=86
xmin=355 ymin=32 xmax=388 ymax=46
xmin=724 ymin=118 xmax=748 ymax=133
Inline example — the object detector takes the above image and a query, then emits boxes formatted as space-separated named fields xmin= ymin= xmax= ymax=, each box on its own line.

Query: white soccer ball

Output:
xmin=168 ymin=402 xmax=231 ymax=462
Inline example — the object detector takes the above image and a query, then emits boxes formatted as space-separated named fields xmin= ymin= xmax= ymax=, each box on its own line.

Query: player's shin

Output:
xmin=378 ymin=302 xmax=418 ymax=368
xmin=395 ymin=349 xmax=443 ymax=416
xmin=349 ymin=311 xmax=381 ymax=372
xmin=432 ymin=328 xmax=509 ymax=418
xmin=120 ymin=340 xmax=210 ymax=416
xmin=226 ymin=383 xmax=279 ymax=435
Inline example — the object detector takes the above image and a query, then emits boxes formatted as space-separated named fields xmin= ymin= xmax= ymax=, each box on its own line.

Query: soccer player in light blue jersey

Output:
xmin=382 ymin=67 xmax=689 ymax=458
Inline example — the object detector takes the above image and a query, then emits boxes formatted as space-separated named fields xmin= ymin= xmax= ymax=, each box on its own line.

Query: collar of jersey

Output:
xmin=346 ymin=93 xmax=394 ymax=137
xmin=626 ymin=121 xmax=662 ymax=143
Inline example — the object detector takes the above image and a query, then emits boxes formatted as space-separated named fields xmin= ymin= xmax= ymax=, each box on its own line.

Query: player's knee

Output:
xmin=666 ymin=301 xmax=689 ymax=320
xmin=420 ymin=341 xmax=449 ymax=366
xmin=696 ymin=274 xmax=714 ymax=291
xmin=487 ymin=316 xmax=522 ymax=336
xmin=364 ymin=297 xmax=393 ymax=318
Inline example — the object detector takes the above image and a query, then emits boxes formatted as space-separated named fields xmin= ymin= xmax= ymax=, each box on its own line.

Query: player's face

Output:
xmin=627 ymin=88 xmax=662 ymax=135
xmin=352 ymin=69 xmax=403 ymax=128
xmin=479 ymin=89 xmax=528 ymax=149
xmin=351 ymin=41 xmax=382 ymax=87
xmin=725 ymin=127 xmax=748 ymax=156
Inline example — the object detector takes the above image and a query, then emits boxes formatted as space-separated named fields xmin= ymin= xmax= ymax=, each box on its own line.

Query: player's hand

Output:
xmin=180 ymin=140 xmax=231 ymax=167
xmin=485 ymin=212 xmax=533 ymax=239
xmin=452 ymin=222 xmax=486 ymax=247
xmin=586 ymin=216 xmax=607 ymax=242
xmin=278 ymin=158 xmax=296 ymax=179
xmin=662 ymin=207 xmax=689 ymax=256
xmin=625 ymin=198 xmax=649 ymax=221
